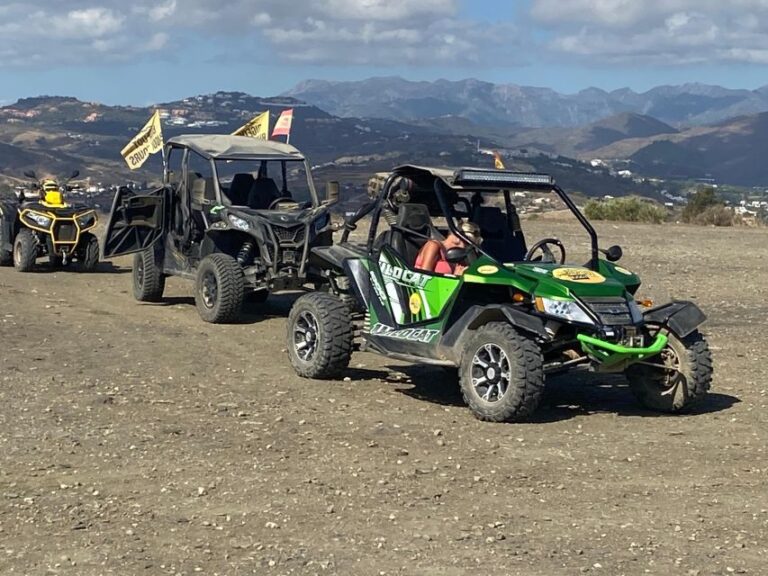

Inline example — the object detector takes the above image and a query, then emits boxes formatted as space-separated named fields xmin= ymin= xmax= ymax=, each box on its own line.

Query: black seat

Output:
xmin=227 ymin=173 xmax=254 ymax=206
xmin=189 ymin=177 xmax=209 ymax=241
xmin=474 ymin=206 xmax=526 ymax=262
xmin=248 ymin=177 xmax=280 ymax=209
xmin=387 ymin=203 xmax=434 ymax=265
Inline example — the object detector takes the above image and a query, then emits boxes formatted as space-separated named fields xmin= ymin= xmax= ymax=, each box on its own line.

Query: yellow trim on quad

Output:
xmin=19 ymin=207 xmax=98 ymax=253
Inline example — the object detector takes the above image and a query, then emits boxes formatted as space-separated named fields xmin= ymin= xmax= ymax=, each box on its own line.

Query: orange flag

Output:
xmin=493 ymin=151 xmax=506 ymax=170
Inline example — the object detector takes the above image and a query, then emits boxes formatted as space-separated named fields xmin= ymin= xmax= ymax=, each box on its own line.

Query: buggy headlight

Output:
xmin=535 ymin=297 xmax=594 ymax=325
xmin=76 ymin=213 xmax=96 ymax=229
xmin=25 ymin=212 xmax=52 ymax=228
xmin=228 ymin=214 xmax=250 ymax=231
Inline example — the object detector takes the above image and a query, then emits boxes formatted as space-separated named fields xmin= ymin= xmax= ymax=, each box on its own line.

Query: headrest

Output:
xmin=396 ymin=203 xmax=431 ymax=233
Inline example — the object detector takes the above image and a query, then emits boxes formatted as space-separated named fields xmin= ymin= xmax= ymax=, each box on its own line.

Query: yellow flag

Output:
xmin=233 ymin=111 xmax=270 ymax=140
xmin=121 ymin=110 xmax=164 ymax=170
xmin=493 ymin=151 xmax=506 ymax=170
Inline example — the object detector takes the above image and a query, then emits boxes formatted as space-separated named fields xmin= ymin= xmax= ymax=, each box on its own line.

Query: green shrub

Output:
xmin=682 ymin=187 xmax=721 ymax=223
xmin=693 ymin=205 xmax=738 ymax=226
xmin=584 ymin=197 xmax=667 ymax=224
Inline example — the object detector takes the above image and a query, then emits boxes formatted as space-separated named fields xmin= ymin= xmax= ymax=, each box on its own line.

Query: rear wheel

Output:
xmin=194 ymin=253 xmax=245 ymax=323
xmin=0 ymin=208 xmax=14 ymax=266
xmin=625 ymin=329 xmax=712 ymax=412
xmin=13 ymin=229 xmax=37 ymax=272
xmin=77 ymin=232 xmax=99 ymax=272
xmin=459 ymin=322 xmax=544 ymax=422
xmin=133 ymin=249 xmax=165 ymax=302
xmin=287 ymin=292 xmax=352 ymax=379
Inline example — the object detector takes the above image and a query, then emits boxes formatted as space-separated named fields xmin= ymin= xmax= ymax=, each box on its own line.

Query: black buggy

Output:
xmin=103 ymin=135 xmax=338 ymax=323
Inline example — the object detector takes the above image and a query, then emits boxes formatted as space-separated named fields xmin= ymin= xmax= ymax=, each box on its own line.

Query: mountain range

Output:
xmin=1 ymin=79 xmax=768 ymax=194
xmin=285 ymin=77 xmax=768 ymax=128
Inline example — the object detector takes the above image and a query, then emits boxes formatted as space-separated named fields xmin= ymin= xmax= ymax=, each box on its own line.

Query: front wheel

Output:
xmin=133 ymin=249 xmax=165 ymax=302
xmin=459 ymin=322 xmax=544 ymax=422
xmin=194 ymin=253 xmax=245 ymax=323
xmin=77 ymin=232 xmax=99 ymax=272
xmin=287 ymin=292 xmax=352 ymax=379
xmin=13 ymin=229 xmax=37 ymax=272
xmin=625 ymin=329 xmax=712 ymax=412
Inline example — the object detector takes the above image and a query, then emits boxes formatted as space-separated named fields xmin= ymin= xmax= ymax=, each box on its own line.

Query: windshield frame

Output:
xmin=433 ymin=179 xmax=600 ymax=269
xmin=212 ymin=156 xmax=320 ymax=208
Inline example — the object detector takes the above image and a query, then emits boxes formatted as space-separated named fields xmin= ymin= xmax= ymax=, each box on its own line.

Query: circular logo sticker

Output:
xmin=409 ymin=292 xmax=422 ymax=314
xmin=552 ymin=268 xmax=606 ymax=284
xmin=614 ymin=266 xmax=632 ymax=275
xmin=477 ymin=265 xmax=499 ymax=275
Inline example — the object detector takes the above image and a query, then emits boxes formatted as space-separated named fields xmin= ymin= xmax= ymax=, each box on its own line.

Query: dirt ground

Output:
xmin=1 ymin=220 xmax=766 ymax=576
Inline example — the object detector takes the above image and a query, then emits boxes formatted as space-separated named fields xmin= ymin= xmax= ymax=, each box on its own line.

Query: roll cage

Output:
xmin=344 ymin=165 xmax=601 ymax=270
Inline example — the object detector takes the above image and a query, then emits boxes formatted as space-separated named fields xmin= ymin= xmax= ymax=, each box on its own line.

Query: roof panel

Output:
xmin=167 ymin=134 xmax=304 ymax=160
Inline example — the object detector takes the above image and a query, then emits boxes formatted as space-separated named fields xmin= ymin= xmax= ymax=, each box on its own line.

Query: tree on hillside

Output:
xmin=682 ymin=186 xmax=721 ymax=223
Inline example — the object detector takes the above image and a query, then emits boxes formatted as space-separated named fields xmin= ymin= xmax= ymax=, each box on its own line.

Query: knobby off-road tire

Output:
xmin=625 ymin=329 xmax=712 ymax=412
xmin=194 ymin=253 xmax=245 ymax=324
xmin=13 ymin=229 xmax=37 ymax=272
xmin=459 ymin=322 xmax=545 ymax=422
xmin=0 ymin=206 xmax=13 ymax=266
xmin=78 ymin=232 xmax=100 ymax=272
xmin=287 ymin=292 xmax=353 ymax=379
xmin=133 ymin=248 xmax=165 ymax=302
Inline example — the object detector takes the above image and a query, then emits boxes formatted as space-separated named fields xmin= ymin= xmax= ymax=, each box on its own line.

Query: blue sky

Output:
xmin=2 ymin=0 xmax=768 ymax=105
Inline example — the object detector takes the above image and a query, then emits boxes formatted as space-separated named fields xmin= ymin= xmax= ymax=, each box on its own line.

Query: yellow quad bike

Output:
xmin=0 ymin=170 xmax=99 ymax=272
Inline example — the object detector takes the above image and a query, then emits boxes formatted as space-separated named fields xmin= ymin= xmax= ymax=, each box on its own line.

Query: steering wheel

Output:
xmin=524 ymin=238 xmax=566 ymax=264
xmin=267 ymin=196 xmax=294 ymax=209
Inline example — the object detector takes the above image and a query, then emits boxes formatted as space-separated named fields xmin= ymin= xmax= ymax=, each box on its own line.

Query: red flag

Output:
xmin=272 ymin=108 xmax=294 ymax=139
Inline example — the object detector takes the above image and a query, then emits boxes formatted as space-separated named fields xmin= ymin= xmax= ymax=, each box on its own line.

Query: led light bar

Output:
xmin=454 ymin=169 xmax=555 ymax=189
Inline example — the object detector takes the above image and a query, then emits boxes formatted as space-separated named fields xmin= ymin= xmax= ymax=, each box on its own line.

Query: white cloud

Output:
xmin=0 ymin=0 xmax=525 ymax=69
xmin=530 ymin=0 xmax=768 ymax=64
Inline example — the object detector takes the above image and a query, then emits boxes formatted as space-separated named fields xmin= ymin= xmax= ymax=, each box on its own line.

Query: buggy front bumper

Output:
xmin=577 ymin=332 xmax=668 ymax=371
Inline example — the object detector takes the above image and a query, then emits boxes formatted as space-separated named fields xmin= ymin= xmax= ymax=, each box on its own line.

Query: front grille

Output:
xmin=274 ymin=225 xmax=305 ymax=245
xmin=54 ymin=221 xmax=77 ymax=242
xmin=582 ymin=297 xmax=634 ymax=326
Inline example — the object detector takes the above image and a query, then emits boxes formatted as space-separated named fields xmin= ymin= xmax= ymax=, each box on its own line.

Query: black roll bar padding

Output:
xmin=362 ymin=172 xmax=401 ymax=250
xmin=340 ymin=199 xmax=378 ymax=244
xmin=552 ymin=184 xmax=600 ymax=270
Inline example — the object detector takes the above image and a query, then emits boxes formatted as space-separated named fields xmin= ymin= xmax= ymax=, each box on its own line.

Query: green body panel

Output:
xmin=376 ymin=249 xmax=461 ymax=325
xmin=463 ymin=256 xmax=640 ymax=301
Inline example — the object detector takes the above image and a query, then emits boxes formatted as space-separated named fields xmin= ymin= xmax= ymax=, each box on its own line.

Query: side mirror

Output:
xmin=70 ymin=169 xmax=80 ymax=179
xmin=325 ymin=180 xmax=340 ymax=205
xmin=601 ymin=245 xmax=623 ymax=262
xmin=23 ymin=170 xmax=36 ymax=179
xmin=445 ymin=247 xmax=468 ymax=264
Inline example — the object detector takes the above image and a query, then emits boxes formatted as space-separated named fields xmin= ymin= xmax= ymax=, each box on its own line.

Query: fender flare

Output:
xmin=438 ymin=304 xmax=549 ymax=363
xmin=643 ymin=300 xmax=706 ymax=338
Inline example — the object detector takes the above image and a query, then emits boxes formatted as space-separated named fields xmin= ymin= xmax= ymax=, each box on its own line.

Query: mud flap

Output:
xmin=643 ymin=301 xmax=706 ymax=338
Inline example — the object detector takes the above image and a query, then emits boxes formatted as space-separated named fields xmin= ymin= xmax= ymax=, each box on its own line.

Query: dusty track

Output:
xmin=1 ymin=221 xmax=766 ymax=575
